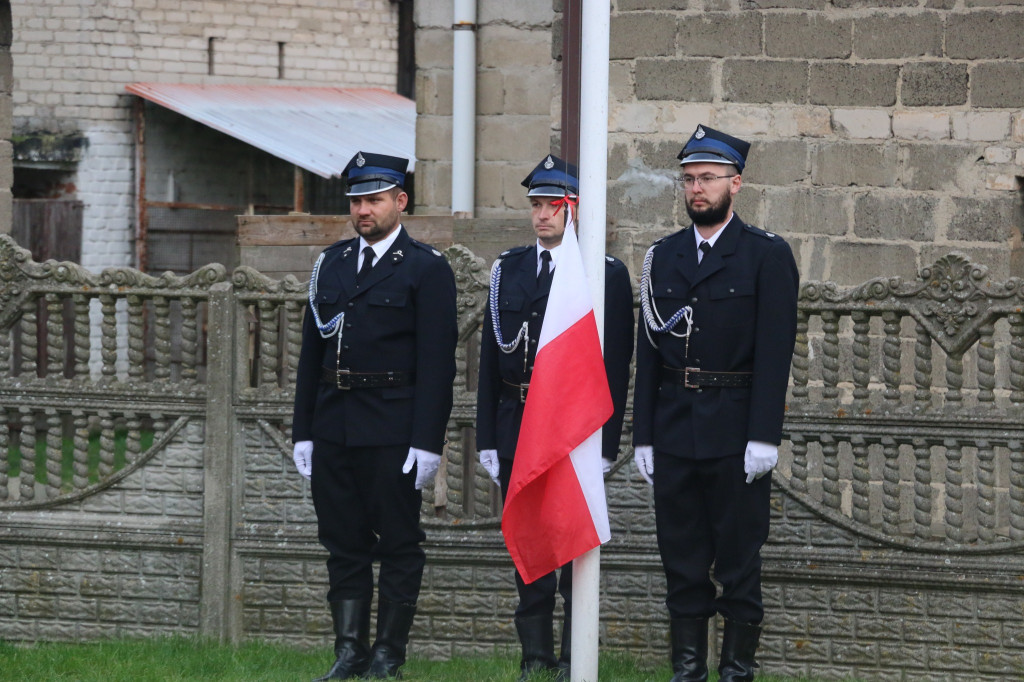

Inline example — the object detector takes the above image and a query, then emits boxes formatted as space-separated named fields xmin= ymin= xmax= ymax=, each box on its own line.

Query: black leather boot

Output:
xmin=313 ymin=599 xmax=371 ymax=681
xmin=514 ymin=614 xmax=557 ymax=681
xmin=365 ymin=599 xmax=417 ymax=679
xmin=717 ymin=619 xmax=761 ymax=682
xmin=668 ymin=617 xmax=708 ymax=682
xmin=554 ymin=615 xmax=570 ymax=681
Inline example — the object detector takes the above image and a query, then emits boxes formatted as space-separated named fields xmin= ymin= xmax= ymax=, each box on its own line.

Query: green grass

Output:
xmin=0 ymin=637 xmax=844 ymax=681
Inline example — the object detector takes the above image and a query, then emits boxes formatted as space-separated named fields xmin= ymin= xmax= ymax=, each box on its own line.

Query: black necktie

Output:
xmin=698 ymin=241 xmax=712 ymax=266
xmin=357 ymin=246 xmax=375 ymax=283
xmin=537 ymin=250 xmax=553 ymax=292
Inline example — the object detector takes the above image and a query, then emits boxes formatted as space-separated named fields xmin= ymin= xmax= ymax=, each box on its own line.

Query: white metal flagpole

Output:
xmin=572 ymin=0 xmax=610 ymax=680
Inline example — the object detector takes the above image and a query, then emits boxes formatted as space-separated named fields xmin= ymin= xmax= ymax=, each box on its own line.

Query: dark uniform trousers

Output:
xmin=633 ymin=215 xmax=799 ymax=625
xmin=476 ymin=244 xmax=635 ymax=619
xmin=653 ymin=452 xmax=771 ymax=623
xmin=312 ymin=441 xmax=426 ymax=604
xmin=293 ymin=226 xmax=458 ymax=607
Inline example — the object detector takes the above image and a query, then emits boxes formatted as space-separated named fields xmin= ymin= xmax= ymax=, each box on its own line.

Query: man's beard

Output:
xmin=685 ymin=193 xmax=732 ymax=227
xmin=354 ymin=210 xmax=400 ymax=242
xmin=355 ymin=221 xmax=391 ymax=241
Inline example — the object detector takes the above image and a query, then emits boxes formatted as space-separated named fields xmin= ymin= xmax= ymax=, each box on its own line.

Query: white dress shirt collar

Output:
xmin=693 ymin=213 xmax=732 ymax=251
xmin=358 ymin=225 xmax=404 ymax=269
xmin=535 ymin=240 xmax=562 ymax=275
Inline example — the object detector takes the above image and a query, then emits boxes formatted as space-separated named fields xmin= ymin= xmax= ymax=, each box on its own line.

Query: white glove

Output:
xmin=634 ymin=445 xmax=654 ymax=485
xmin=744 ymin=440 xmax=778 ymax=484
xmin=292 ymin=440 xmax=313 ymax=480
xmin=478 ymin=449 xmax=500 ymax=484
xmin=403 ymin=447 xmax=441 ymax=490
xmin=602 ymin=457 xmax=613 ymax=475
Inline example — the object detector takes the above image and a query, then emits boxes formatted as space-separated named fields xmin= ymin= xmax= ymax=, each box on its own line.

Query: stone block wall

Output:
xmin=414 ymin=0 xmax=558 ymax=218
xmin=417 ymin=1 xmax=1024 ymax=286
xmin=10 ymin=0 xmax=399 ymax=270
xmin=0 ymin=0 xmax=10 ymax=234
xmin=607 ymin=3 xmax=1024 ymax=284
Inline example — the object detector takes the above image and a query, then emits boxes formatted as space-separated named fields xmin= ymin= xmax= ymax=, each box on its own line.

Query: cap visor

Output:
xmin=346 ymin=180 xmax=399 ymax=197
xmin=527 ymin=185 xmax=577 ymax=197
xmin=678 ymin=152 xmax=737 ymax=166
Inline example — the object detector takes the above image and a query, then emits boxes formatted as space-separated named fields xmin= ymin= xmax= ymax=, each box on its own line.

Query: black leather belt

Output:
xmin=501 ymin=379 xmax=530 ymax=403
xmin=662 ymin=365 xmax=753 ymax=389
xmin=320 ymin=367 xmax=414 ymax=390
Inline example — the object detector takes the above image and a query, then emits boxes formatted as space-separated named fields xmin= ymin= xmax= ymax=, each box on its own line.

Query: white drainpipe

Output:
xmin=451 ymin=0 xmax=477 ymax=217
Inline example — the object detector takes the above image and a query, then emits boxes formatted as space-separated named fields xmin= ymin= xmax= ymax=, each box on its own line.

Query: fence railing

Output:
xmin=4 ymin=233 xmax=1024 ymax=678
xmin=781 ymin=253 xmax=1024 ymax=552
xmin=5 ymin=236 xmax=1024 ymax=544
xmin=1 ymin=236 xmax=226 ymax=507
xmin=0 ymin=233 xmax=492 ymax=516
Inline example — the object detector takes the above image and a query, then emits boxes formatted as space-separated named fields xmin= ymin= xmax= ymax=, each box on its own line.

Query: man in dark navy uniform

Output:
xmin=632 ymin=127 xmax=798 ymax=682
xmin=475 ymin=155 xmax=634 ymax=680
xmin=291 ymin=151 xmax=457 ymax=681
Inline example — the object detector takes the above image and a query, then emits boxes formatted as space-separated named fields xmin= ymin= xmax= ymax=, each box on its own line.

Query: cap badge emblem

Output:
xmin=695 ymin=126 xmax=706 ymax=140
xmin=543 ymin=156 xmax=555 ymax=170
xmin=355 ymin=153 xmax=366 ymax=167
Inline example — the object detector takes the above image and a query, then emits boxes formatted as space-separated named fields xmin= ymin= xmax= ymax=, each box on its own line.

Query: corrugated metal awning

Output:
xmin=126 ymin=83 xmax=416 ymax=179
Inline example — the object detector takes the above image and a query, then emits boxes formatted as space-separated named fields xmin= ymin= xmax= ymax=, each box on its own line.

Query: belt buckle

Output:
xmin=335 ymin=368 xmax=351 ymax=390
xmin=683 ymin=367 xmax=700 ymax=389
xmin=520 ymin=382 xmax=529 ymax=403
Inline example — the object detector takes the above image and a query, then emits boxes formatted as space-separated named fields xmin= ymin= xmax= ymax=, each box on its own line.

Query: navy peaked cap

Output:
xmin=677 ymin=125 xmax=750 ymax=172
xmin=343 ymin=151 xmax=409 ymax=196
xmin=521 ymin=154 xmax=579 ymax=197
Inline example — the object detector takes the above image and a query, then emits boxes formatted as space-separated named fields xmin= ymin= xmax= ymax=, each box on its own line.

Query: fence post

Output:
xmin=200 ymin=281 xmax=237 ymax=641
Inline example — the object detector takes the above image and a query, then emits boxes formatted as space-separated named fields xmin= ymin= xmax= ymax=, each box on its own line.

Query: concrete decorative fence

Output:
xmin=1 ymin=232 xmax=1022 ymax=681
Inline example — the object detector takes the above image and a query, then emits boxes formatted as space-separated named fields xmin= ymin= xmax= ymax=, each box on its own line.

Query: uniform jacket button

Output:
xmin=691 ymin=297 xmax=698 ymax=303
xmin=347 ymin=302 xmax=354 ymax=308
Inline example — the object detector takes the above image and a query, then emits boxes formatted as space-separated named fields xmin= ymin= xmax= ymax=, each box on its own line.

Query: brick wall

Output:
xmin=10 ymin=0 xmax=399 ymax=270
xmin=416 ymin=1 xmax=1024 ymax=285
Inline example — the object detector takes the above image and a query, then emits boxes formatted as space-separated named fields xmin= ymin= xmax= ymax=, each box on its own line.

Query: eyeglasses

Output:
xmin=680 ymin=174 xmax=737 ymax=189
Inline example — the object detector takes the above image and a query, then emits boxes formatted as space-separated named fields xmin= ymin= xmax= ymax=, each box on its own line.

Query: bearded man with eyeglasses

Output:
xmin=632 ymin=125 xmax=800 ymax=682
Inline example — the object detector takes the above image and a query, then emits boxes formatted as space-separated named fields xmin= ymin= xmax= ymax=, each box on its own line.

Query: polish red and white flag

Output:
xmin=501 ymin=205 xmax=612 ymax=584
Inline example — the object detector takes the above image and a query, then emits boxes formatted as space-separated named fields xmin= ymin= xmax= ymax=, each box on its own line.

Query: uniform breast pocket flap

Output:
xmin=498 ymin=295 xmax=524 ymax=312
xmin=368 ymin=291 xmax=407 ymax=308
xmin=708 ymin=279 xmax=755 ymax=301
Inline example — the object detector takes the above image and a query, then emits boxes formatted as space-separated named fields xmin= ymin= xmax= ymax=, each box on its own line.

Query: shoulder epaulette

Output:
xmin=646 ymin=232 xmax=674 ymax=255
xmin=497 ymin=245 xmax=532 ymax=260
xmin=409 ymin=239 xmax=444 ymax=257
xmin=742 ymin=223 xmax=779 ymax=240
xmin=324 ymin=237 xmax=357 ymax=253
